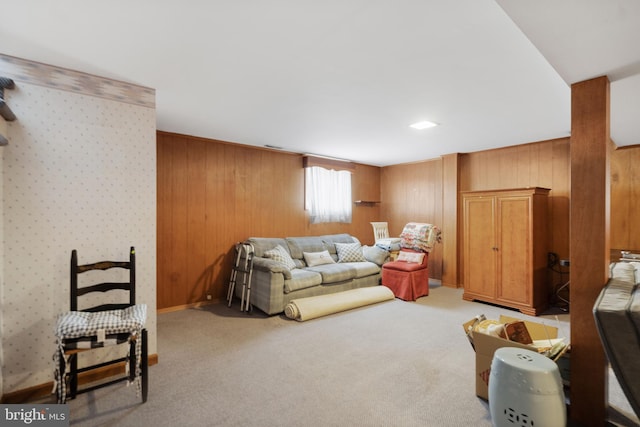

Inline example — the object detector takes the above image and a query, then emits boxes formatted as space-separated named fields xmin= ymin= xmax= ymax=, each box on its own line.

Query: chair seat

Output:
xmin=382 ymin=260 xmax=426 ymax=272
xmin=56 ymin=304 xmax=147 ymax=341
xmin=62 ymin=332 xmax=133 ymax=350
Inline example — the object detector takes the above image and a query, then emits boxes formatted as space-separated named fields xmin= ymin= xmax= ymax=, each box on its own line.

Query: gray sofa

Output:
xmin=237 ymin=234 xmax=386 ymax=315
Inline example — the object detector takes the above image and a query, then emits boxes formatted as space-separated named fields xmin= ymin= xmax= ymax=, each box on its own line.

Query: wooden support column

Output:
xmin=570 ymin=75 xmax=610 ymax=425
xmin=441 ymin=153 xmax=460 ymax=287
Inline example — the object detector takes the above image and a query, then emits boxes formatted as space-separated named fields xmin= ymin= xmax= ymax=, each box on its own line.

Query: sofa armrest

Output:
xmin=252 ymin=257 xmax=292 ymax=279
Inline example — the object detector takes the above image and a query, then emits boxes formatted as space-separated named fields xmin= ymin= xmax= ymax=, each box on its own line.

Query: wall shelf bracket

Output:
xmin=0 ymin=77 xmax=16 ymax=146
xmin=0 ymin=77 xmax=17 ymax=121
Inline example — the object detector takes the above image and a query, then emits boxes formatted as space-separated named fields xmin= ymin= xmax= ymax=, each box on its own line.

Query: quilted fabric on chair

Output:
xmin=381 ymin=249 xmax=429 ymax=301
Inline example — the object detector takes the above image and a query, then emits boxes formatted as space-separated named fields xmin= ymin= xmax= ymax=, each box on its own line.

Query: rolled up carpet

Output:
xmin=284 ymin=286 xmax=395 ymax=321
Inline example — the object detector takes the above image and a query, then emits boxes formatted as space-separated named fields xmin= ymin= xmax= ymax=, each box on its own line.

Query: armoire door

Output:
xmin=495 ymin=195 xmax=532 ymax=306
xmin=463 ymin=196 xmax=496 ymax=300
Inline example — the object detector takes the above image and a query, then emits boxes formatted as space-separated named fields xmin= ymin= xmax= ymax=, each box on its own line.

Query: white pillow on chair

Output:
xmin=396 ymin=251 xmax=425 ymax=264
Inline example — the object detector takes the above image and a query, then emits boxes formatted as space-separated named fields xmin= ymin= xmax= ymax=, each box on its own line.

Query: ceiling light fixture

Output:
xmin=409 ymin=120 xmax=438 ymax=130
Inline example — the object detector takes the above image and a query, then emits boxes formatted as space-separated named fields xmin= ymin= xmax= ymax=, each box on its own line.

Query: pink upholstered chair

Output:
xmin=381 ymin=248 xmax=429 ymax=301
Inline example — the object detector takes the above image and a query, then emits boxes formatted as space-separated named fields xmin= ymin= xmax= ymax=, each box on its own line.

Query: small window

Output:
xmin=305 ymin=166 xmax=352 ymax=224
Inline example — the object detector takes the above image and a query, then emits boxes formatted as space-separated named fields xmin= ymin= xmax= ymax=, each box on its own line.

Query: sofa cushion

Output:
xmin=349 ymin=261 xmax=381 ymax=278
xmin=253 ymin=257 xmax=293 ymax=279
xmin=362 ymin=245 xmax=389 ymax=265
xmin=320 ymin=234 xmax=358 ymax=257
xmin=305 ymin=263 xmax=357 ymax=284
xmin=303 ymin=250 xmax=335 ymax=267
xmin=335 ymin=242 xmax=367 ymax=263
xmin=286 ymin=237 xmax=327 ymax=261
xmin=248 ymin=237 xmax=289 ymax=257
xmin=284 ymin=269 xmax=323 ymax=293
xmin=264 ymin=245 xmax=297 ymax=270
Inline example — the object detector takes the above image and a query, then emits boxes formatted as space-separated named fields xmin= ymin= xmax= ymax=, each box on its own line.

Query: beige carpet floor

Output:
xmin=51 ymin=284 xmax=637 ymax=426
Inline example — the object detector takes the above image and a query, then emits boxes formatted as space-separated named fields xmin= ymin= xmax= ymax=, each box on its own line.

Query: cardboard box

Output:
xmin=463 ymin=315 xmax=562 ymax=400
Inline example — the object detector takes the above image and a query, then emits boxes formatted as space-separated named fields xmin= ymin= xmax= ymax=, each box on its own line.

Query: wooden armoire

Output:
xmin=462 ymin=187 xmax=550 ymax=316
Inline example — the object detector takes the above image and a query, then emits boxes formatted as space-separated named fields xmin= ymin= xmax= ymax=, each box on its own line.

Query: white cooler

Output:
xmin=489 ymin=347 xmax=566 ymax=427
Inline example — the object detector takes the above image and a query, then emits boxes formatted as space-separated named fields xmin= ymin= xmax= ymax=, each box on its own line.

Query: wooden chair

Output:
xmin=371 ymin=222 xmax=391 ymax=243
xmin=54 ymin=247 xmax=148 ymax=404
xmin=371 ymin=222 xmax=401 ymax=246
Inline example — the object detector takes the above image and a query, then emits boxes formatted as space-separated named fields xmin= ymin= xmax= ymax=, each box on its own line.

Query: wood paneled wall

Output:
xmin=158 ymin=131 xmax=638 ymax=310
xmin=380 ymin=138 xmax=571 ymax=288
xmin=611 ymin=145 xmax=640 ymax=250
xmin=460 ymin=138 xmax=571 ymax=263
xmin=156 ymin=132 xmax=381 ymax=310
xmin=380 ymin=159 xmax=444 ymax=279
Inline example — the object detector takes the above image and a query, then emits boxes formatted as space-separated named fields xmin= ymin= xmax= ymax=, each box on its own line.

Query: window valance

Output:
xmin=302 ymin=155 xmax=355 ymax=173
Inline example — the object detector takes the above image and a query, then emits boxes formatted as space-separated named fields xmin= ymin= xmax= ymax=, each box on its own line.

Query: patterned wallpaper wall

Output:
xmin=0 ymin=55 xmax=157 ymax=394
xmin=0 ymin=124 xmax=5 ymax=392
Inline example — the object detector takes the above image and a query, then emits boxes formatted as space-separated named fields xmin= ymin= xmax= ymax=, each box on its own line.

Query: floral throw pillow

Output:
xmin=264 ymin=245 xmax=297 ymax=270
xmin=335 ymin=242 xmax=367 ymax=263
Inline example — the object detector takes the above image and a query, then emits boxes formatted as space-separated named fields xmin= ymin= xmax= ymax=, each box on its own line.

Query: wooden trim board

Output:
xmin=0 ymin=354 xmax=158 ymax=404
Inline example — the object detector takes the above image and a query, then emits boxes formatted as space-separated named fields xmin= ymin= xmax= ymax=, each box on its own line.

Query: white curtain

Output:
xmin=305 ymin=166 xmax=352 ymax=224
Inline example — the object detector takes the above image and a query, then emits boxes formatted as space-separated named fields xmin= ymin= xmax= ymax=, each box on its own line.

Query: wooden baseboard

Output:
xmin=441 ymin=282 xmax=461 ymax=288
xmin=0 ymin=354 xmax=158 ymax=404
xmin=157 ymin=299 xmax=219 ymax=314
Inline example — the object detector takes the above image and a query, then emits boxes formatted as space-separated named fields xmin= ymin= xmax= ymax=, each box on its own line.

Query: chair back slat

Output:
xmin=76 ymin=282 xmax=132 ymax=296
xmin=70 ymin=247 xmax=136 ymax=312
xmin=77 ymin=261 xmax=130 ymax=273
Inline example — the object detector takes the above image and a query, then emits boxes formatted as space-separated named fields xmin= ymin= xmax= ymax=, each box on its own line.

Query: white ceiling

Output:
xmin=1 ymin=0 xmax=638 ymax=166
